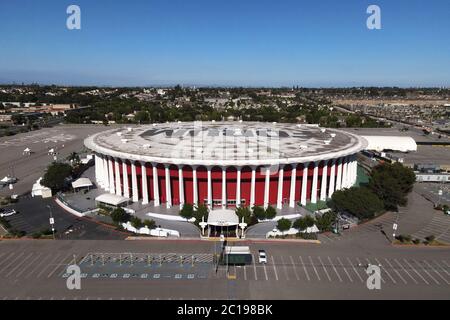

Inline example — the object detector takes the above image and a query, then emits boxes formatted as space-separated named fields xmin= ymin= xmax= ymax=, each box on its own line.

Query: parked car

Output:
xmin=0 ymin=208 xmax=16 ymax=218
xmin=258 ymin=250 xmax=267 ymax=264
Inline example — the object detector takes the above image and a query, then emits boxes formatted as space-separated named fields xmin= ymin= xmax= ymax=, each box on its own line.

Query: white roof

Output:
xmin=71 ymin=177 xmax=93 ymax=189
xmin=207 ymin=209 xmax=239 ymax=226
xmin=224 ymin=246 xmax=251 ymax=254
xmin=85 ymin=121 xmax=368 ymax=166
xmin=23 ymin=148 xmax=30 ymax=152
xmin=95 ymin=193 xmax=129 ymax=206
xmin=362 ymin=136 xmax=417 ymax=152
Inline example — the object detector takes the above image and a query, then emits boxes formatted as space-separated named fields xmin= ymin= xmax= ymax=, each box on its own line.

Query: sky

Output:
xmin=0 ymin=0 xmax=449 ymax=87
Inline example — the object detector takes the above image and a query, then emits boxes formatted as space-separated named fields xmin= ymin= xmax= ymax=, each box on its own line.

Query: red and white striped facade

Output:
xmin=86 ymin=122 xmax=367 ymax=209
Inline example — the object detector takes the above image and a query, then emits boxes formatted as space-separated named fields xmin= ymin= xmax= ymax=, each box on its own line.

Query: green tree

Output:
xmin=110 ymin=207 xmax=131 ymax=224
xmin=315 ymin=211 xmax=337 ymax=232
xmin=304 ymin=215 xmax=315 ymax=228
xmin=330 ymin=187 xmax=384 ymax=220
xmin=277 ymin=218 xmax=292 ymax=232
xmin=130 ymin=216 xmax=144 ymax=229
xmin=193 ymin=204 xmax=209 ymax=224
xmin=235 ymin=206 xmax=253 ymax=225
xmin=368 ymin=163 xmax=416 ymax=210
xmin=143 ymin=219 xmax=156 ymax=229
xmin=253 ymin=206 xmax=266 ymax=220
xmin=179 ymin=203 xmax=194 ymax=220
xmin=293 ymin=217 xmax=308 ymax=231
xmin=41 ymin=162 xmax=73 ymax=192
xmin=265 ymin=206 xmax=277 ymax=219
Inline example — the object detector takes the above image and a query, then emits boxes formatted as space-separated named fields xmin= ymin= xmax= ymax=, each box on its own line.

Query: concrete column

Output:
xmin=103 ymin=157 xmax=109 ymax=191
xmin=193 ymin=166 xmax=198 ymax=206
xmin=342 ymin=157 xmax=349 ymax=189
xmin=328 ymin=160 xmax=336 ymax=198
xmin=222 ymin=167 xmax=226 ymax=209
xmin=165 ymin=165 xmax=172 ymax=208
xmin=122 ymin=161 xmax=130 ymax=198
xmin=236 ymin=167 xmax=241 ymax=207
xmin=95 ymin=154 xmax=101 ymax=185
xmin=141 ymin=162 xmax=148 ymax=204
xmin=131 ymin=162 xmax=138 ymax=202
xmin=178 ymin=166 xmax=184 ymax=208
xmin=311 ymin=162 xmax=319 ymax=204
xmin=263 ymin=167 xmax=270 ymax=209
xmin=152 ymin=164 xmax=160 ymax=206
xmin=276 ymin=166 xmax=284 ymax=209
xmin=115 ymin=160 xmax=121 ymax=196
xmin=108 ymin=158 xmax=115 ymax=194
xmin=336 ymin=159 xmax=343 ymax=191
xmin=289 ymin=166 xmax=297 ymax=208
xmin=320 ymin=162 xmax=328 ymax=201
xmin=250 ymin=167 xmax=256 ymax=207
xmin=207 ymin=167 xmax=212 ymax=209
xmin=301 ymin=163 xmax=308 ymax=206
xmin=352 ymin=159 xmax=358 ymax=186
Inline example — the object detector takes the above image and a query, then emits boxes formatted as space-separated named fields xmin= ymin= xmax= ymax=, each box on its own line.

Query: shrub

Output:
xmin=130 ymin=216 xmax=144 ymax=229
xmin=293 ymin=217 xmax=308 ymax=231
xmin=110 ymin=207 xmax=130 ymax=224
xmin=412 ymin=238 xmax=421 ymax=245
xmin=277 ymin=218 xmax=292 ymax=232
xmin=179 ymin=203 xmax=194 ymax=219
xmin=143 ymin=219 xmax=156 ymax=229
xmin=253 ymin=206 xmax=266 ymax=220
xmin=425 ymin=235 xmax=435 ymax=243
xmin=265 ymin=206 xmax=277 ymax=219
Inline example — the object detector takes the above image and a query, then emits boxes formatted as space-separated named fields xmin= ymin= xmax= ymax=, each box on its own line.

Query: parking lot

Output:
xmin=0 ymin=240 xmax=449 ymax=299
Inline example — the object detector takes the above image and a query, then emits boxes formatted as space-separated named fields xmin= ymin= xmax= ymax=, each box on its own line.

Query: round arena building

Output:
xmin=84 ymin=121 xmax=368 ymax=210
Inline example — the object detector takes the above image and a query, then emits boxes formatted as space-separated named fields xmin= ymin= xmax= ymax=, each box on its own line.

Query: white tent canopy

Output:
xmin=71 ymin=177 xmax=93 ymax=190
xmin=207 ymin=209 xmax=239 ymax=226
xmin=95 ymin=193 xmax=129 ymax=207
xmin=23 ymin=147 xmax=30 ymax=153
xmin=362 ymin=136 xmax=417 ymax=152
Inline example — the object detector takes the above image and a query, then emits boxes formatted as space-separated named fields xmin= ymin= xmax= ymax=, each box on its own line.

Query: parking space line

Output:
xmin=394 ymin=259 xmax=418 ymax=284
xmin=384 ymin=258 xmax=407 ymax=285
xmin=5 ymin=252 xmax=34 ymax=278
xmin=15 ymin=253 xmax=42 ymax=278
xmin=271 ymin=256 xmax=278 ymax=281
xmin=375 ymin=258 xmax=396 ymax=284
xmin=0 ymin=252 xmax=24 ymax=275
xmin=317 ymin=256 xmax=331 ymax=282
xmin=47 ymin=253 xmax=73 ymax=278
xmin=413 ymin=260 xmax=439 ymax=285
xmin=252 ymin=255 xmax=258 ymax=281
xmin=263 ymin=263 xmax=268 ymax=281
xmin=289 ymin=256 xmax=300 ymax=281
xmin=442 ymin=260 xmax=450 ymax=269
xmin=433 ymin=260 xmax=450 ymax=278
xmin=299 ymin=256 xmax=310 ymax=281
xmin=26 ymin=253 xmax=53 ymax=279
xmin=280 ymin=256 xmax=289 ymax=281
xmin=336 ymin=257 xmax=352 ymax=283
xmin=37 ymin=253 xmax=62 ymax=278
xmin=347 ymin=257 xmax=364 ymax=282
xmin=308 ymin=256 xmax=319 ymax=281
xmin=243 ymin=266 xmax=247 ymax=281
xmin=328 ymin=257 xmax=342 ymax=282
xmin=402 ymin=259 xmax=429 ymax=285
xmin=423 ymin=260 xmax=449 ymax=285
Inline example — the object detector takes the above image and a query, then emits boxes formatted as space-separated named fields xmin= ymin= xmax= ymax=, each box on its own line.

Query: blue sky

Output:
xmin=0 ymin=0 xmax=449 ymax=87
